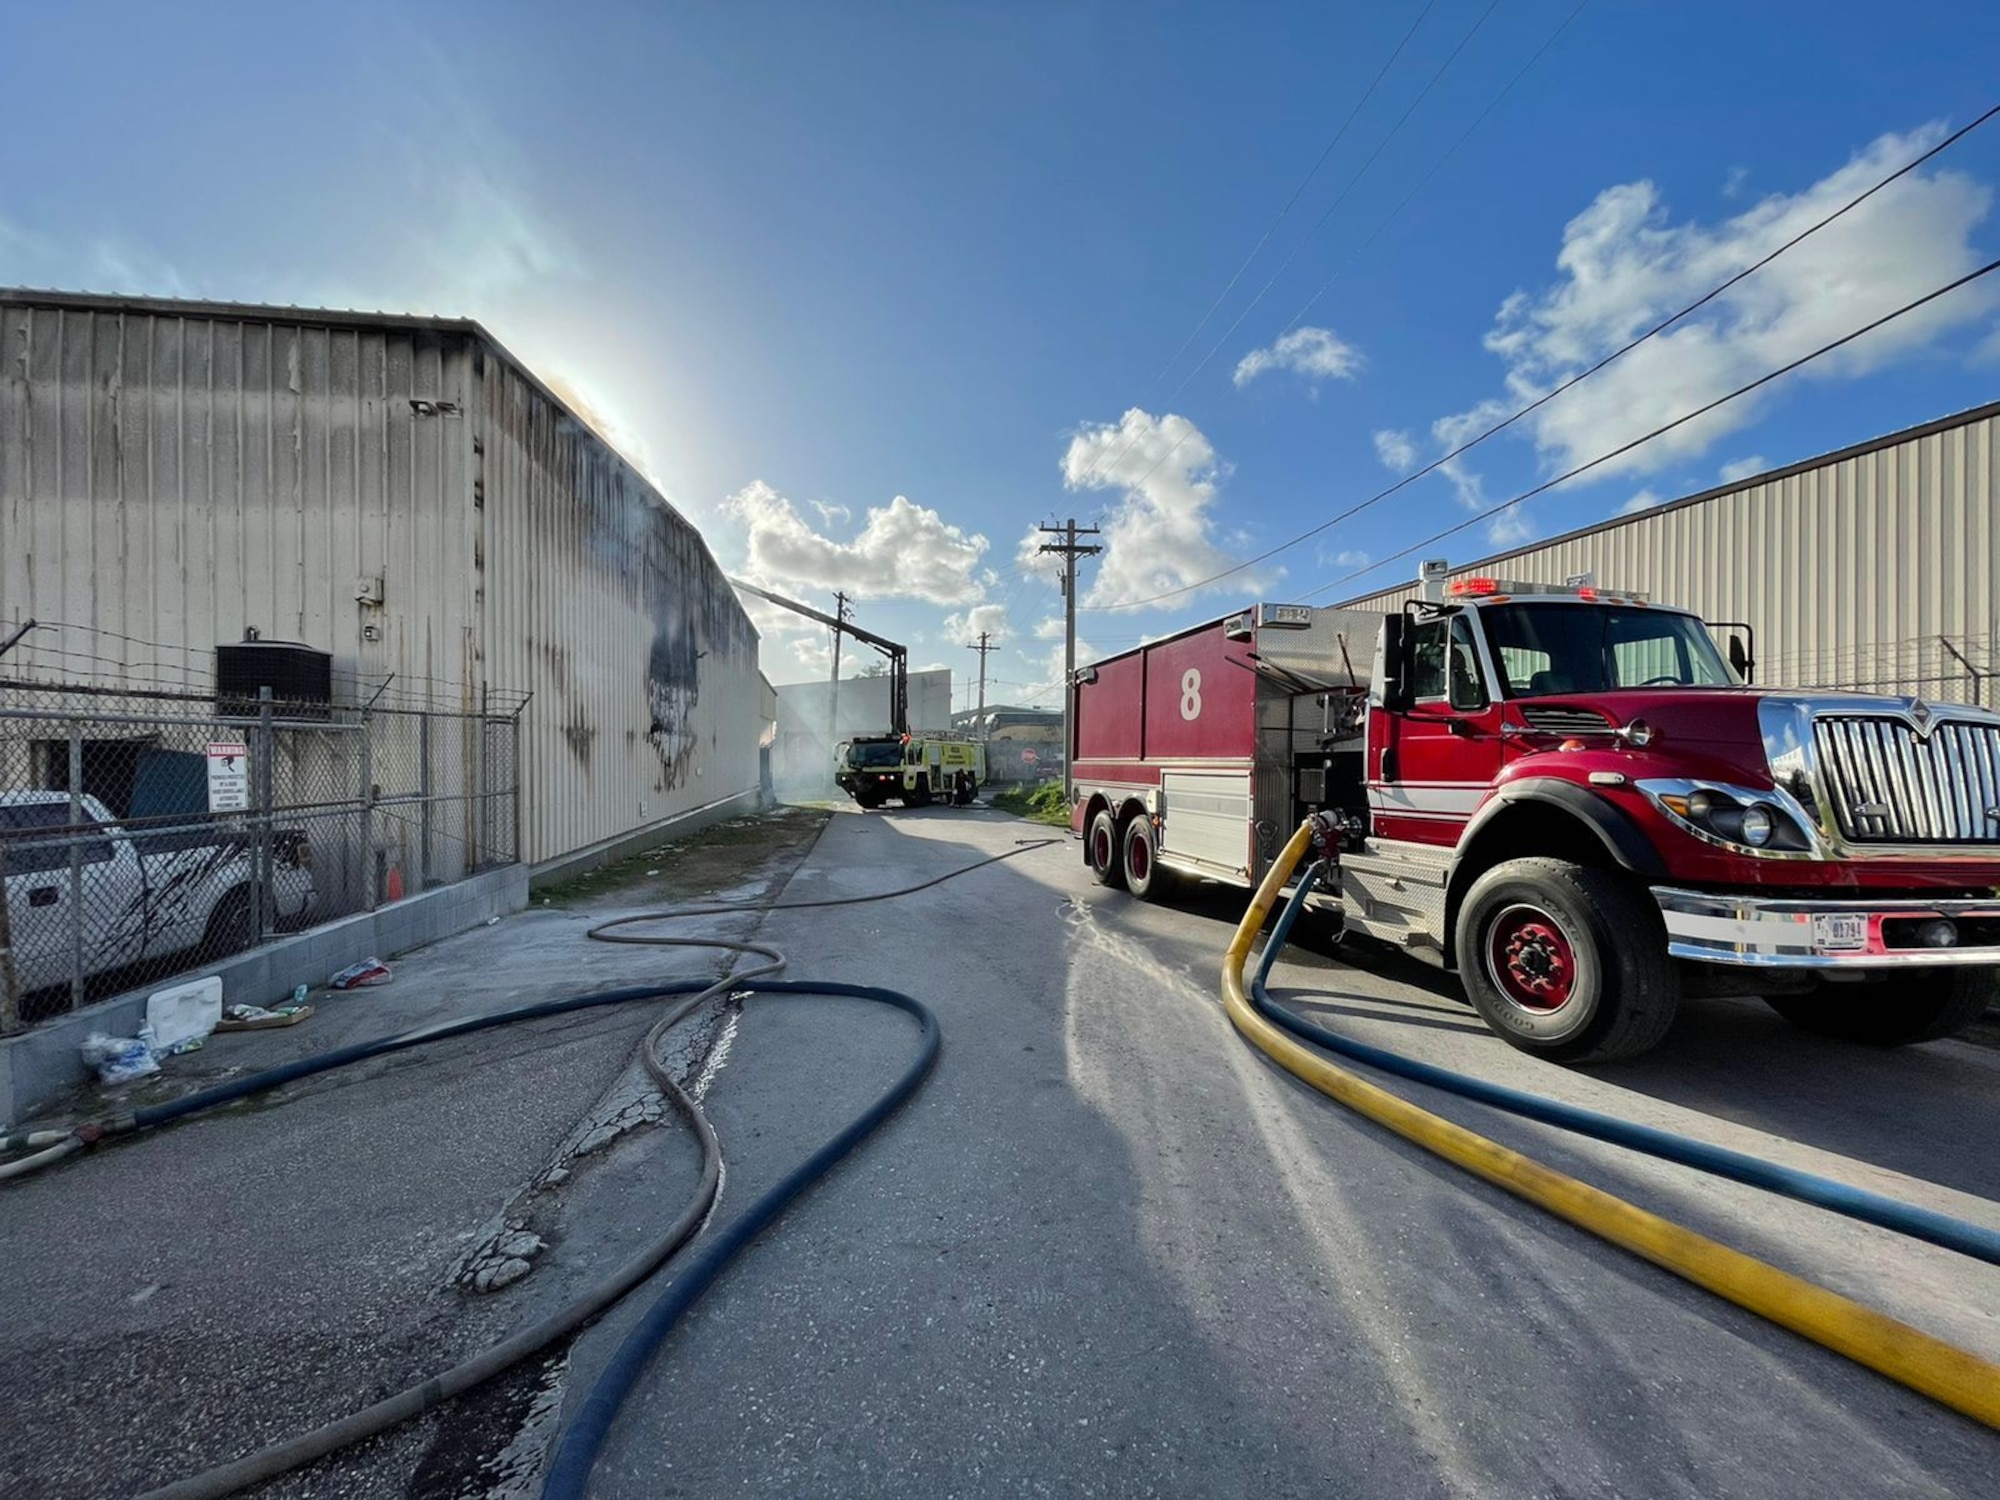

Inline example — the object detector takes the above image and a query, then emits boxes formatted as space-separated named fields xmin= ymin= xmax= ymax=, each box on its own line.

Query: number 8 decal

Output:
xmin=1179 ymin=667 xmax=1202 ymax=721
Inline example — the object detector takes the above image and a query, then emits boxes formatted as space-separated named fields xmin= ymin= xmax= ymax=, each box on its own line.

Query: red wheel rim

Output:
xmin=1093 ymin=826 xmax=1112 ymax=871
xmin=1129 ymin=833 xmax=1149 ymax=882
xmin=1486 ymin=905 xmax=1577 ymax=1011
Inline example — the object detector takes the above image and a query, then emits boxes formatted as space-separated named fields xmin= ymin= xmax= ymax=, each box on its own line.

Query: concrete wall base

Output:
xmin=0 ymin=862 xmax=529 ymax=1129
xmin=529 ymin=787 xmax=764 ymax=888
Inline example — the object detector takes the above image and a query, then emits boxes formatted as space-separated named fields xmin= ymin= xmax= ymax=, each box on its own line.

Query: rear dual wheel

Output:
xmin=1086 ymin=810 xmax=1124 ymax=888
xmin=1121 ymin=817 xmax=1171 ymax=902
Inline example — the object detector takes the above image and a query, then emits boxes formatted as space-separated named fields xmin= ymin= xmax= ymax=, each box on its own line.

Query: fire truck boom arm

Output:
xmin=729 ymin=578 xmax=909 ymax=735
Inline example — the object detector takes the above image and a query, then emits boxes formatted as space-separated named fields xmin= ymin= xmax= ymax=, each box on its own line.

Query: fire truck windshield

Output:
xmin=846 ymin=740 xmax=904 ymax=768
xmin=1479 ymin=603 xmax=1739 ymax=698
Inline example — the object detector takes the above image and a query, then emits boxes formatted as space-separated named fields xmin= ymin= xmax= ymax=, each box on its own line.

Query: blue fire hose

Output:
xmin=1252 ymin=864 xmax=2000 ymax=1268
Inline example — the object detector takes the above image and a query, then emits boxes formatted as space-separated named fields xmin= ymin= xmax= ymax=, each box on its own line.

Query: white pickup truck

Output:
xmin=1 ymin=790 xmax=316 ymax=1006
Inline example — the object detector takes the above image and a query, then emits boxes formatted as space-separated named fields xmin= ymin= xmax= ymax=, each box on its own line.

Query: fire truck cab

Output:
xmin=1070 ymin=578 xmax=2000 ymax=1062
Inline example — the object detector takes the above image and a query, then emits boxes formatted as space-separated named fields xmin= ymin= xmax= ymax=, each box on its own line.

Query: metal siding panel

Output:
xmin=477 ymin=350 xmax=760 ymax=863
xmin=1334 ymin=408 xmax=1999 ymax=705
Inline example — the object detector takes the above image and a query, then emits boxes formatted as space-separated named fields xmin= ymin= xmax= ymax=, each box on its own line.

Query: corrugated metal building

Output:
xmin=1339 ymin=400 xmax=2000 ymax=706
xmin=0 ymin=288 xmax=762 ymax=867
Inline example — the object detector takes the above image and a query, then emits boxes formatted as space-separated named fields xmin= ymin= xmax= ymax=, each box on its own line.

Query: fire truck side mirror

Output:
xmin=1727 ymin=634 xmax=1753 ymax=683
xmin=1378 ymin=614 xmax=1416 ymax=713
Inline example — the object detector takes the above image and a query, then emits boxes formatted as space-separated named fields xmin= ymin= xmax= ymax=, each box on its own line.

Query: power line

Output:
xmin=1299 ymin=254 xmax=2000 ymax=602
xmin=1071 ymin=0 xmax=1582 ymax=562
xmin=1069 ymin=0 xmax=1447 ymax=492
xmin=1275 ymin=0 xmax=1594 ymax=339
xmin=1078 ymin=101 xmax=2000 ymax=613
xmin=1140 ymin=0 xmax=1443 ymax=396
xmin=1161 ymin=0 xmax=1501 ymax=404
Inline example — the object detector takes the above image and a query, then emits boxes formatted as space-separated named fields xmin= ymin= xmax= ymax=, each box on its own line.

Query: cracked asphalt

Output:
xmin=3 ymin=802 xmax=1997 ymax=1498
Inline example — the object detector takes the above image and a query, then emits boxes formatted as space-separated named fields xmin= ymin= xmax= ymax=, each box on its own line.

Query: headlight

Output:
xmin=1642 ymin=781 xmax=1812 ymax=854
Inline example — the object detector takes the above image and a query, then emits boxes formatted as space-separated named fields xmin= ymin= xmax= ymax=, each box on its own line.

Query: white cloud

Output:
xmin=1718 ymin=455 xmax=1766 ymax=483
xmin=1487 ymin=509 xmax=1535 ymax=546
xmin=1013 ymin=526 xmax=1071 ymax=586
xmin=1033 ymin=617 xmax=1066 ymax=641
xmin=1619 ymin=488 xmax=1665 ymax=516
xmin=1431 ymin=401 xmax=1508 ymax=511
xmin=1446 ymin=124 xmax=1997 ymax=486
xmin=810 ymin=500 xmax=852 ymax=528
xmin=1015 ymin=636 xmax=1102 ymax=705
xmin=1372 ymin=428 xmax=1418 ymax=473
xmin=726 ymin=481 xmax=990 ymax=604
xmin=1722 ymin=165 xmax=1751 ymax=201
xmin=943 ymin=603 xmax=1011 ymax=644
xmin=1233 ymin=326 xmax=1364 ymax=388
xmin=1056 ymin=409 xmax=1278 ymax=608
xmin=789 ymin=634 xmax=834 ymax=675
xmin=1317 ymin=540 xmax=1373 ymax=571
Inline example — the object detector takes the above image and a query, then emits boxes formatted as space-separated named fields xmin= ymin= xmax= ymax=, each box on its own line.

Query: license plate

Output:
xmin=1813 ymin=913 xmax=1868 ymax=953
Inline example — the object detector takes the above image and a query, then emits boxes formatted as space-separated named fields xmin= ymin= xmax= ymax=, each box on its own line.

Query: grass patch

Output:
xmin=531 ymin=804 xmax=830 ymax=907
xmin=989 ymin=780 xmax=1071 ymax=827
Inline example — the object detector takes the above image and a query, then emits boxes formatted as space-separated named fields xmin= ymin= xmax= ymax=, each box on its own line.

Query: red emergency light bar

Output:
xmin=1446 ymin=577 xmax=1649 ymax=603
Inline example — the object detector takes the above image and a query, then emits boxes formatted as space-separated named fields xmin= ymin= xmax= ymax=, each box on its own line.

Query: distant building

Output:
xmin=952 ymin=704 xmax=1063 ymax=784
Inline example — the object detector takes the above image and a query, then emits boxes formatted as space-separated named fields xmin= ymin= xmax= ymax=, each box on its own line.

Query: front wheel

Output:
xmin=1086 ymin=810 xmax=1125 ymax=888
xmin=902 ymin=775 xmax=932 ymax=808
xmin=1454 ymin=858 xmax=1678 ymax=1063
xmin=1763 ymin=969 xmax=1994 ymax=1046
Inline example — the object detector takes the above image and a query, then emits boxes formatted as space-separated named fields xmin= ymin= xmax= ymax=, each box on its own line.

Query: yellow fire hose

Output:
xmin=1222 ymin=822 xmax=2000 ymax=1429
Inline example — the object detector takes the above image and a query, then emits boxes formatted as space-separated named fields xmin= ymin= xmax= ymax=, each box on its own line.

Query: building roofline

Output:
xmin=0 ymin=286 xmax=618 ymax=484
xmin=0 ymin=284 xmax=730 ymax=602
xmin=0 ymin=286 xmax=492 ymax=339
xmin=1334 ymin=395 xmax=2000 ymax=605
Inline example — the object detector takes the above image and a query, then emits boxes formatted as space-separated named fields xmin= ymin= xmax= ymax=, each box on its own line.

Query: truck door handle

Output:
xmin=29 ymin=885 xmax=59 ymax=907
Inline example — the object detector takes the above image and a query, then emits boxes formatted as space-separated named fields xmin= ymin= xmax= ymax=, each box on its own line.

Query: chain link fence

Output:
xmin=1761 ymin=633 xmax=1997 ymax=707
xmin=0 ymin=673 xmax=523 ymax=1033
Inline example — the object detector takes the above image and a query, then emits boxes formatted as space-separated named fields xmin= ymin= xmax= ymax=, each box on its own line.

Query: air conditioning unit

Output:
xmin=215 ymin=641 xmax=334 ymax=719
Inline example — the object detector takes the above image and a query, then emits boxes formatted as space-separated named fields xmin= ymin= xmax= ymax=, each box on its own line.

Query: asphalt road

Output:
xmin=574 ymin=806 xmax=2000 ymax=1499
xmin=4 ymin=802 xmax=1997 ymax=1498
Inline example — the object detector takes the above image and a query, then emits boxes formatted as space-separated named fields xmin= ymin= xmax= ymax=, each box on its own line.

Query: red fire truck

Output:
xmin=1070 ymin=579 xmax=2000 ymax=1062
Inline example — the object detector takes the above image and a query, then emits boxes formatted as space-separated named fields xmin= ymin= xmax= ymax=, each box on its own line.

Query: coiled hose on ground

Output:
xmin=0 ymin=833 xmax=1055 ymax=1500
xmin=1223 ymin=823 xmax=2000 ymax=1430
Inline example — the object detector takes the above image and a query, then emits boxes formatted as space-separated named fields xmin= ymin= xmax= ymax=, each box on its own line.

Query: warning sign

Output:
xmin=207 ymin=743 xmax=250 ymax=813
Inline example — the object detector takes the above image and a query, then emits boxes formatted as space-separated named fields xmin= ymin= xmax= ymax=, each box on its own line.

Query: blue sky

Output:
xmin=6 ymin=1 xmax=2000 ymax=708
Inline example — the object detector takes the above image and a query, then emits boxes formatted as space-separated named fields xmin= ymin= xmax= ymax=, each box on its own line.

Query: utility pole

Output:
xmin=826 ymin=590 xmax=850 ymax=789
xmin=967 ymin=631 xmax=997 ymax=729
xmin=1038 ymin=519 xmax=1101 ymax=800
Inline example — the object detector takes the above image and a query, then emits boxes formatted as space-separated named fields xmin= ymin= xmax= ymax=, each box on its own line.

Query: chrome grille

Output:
xmin=1520 ymin=705 xmax=1614 ymax=734
xmin=1812 ymin=716 xmax=2000 ymax=844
